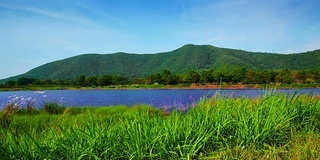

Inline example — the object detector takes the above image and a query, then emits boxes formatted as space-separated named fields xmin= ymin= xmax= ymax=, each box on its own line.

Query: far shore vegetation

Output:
xmin=1 ymin=90 xmax=320 ymax=159
xmin=1 ymin=68 xmax=320 ymax=91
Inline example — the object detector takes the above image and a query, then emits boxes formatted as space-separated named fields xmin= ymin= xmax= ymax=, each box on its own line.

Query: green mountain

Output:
xmin=2 ymin=44 xmax=320 ymax=82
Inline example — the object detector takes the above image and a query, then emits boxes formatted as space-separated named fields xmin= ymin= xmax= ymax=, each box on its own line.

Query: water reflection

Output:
xmin=1 ymin=89 xmax=319 ymax=110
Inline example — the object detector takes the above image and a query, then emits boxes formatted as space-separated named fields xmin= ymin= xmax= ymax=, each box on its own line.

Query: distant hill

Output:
xmin=1 ymin=44 xmax=320 ymax=83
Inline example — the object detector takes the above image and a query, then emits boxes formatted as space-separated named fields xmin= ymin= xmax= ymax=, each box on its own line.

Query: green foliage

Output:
xmin=97 ymin=74 xmax=112 ymax=86
xmin=4 ymin=80 xmax=16 ymax=87
xmin=145 ymin=73 xmax=162 ymax=84
xmin=183 ymin=70 xmax=201 ymax=83
xmin=200 ymin=69 xmax=214 ymax=83
xmin=86 ymin=76 xmax=98 ymax=86
xmin=2 ymin=68 xmax=320 ymax=89
xmin=161 ymin=70 xmax=178 ymax=85
xmin=77 ymin=75 xmax=86 ymax=87
xmin=1 ymin=44 xmax=320 ymax=84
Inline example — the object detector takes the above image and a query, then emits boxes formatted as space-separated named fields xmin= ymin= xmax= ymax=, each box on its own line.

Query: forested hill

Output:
xmin=2 ymin=44 xmax=320 ymax=82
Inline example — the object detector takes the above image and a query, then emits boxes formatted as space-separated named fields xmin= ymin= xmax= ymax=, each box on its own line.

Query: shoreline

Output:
xmin=1 ymin=83 xmax=320 ymax=92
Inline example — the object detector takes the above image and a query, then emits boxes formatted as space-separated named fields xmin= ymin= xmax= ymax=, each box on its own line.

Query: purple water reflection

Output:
xmin=1 ymin=89 xmax=319 ymax=110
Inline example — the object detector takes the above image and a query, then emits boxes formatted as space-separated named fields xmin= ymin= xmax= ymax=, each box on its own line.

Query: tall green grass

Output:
xmin=0 ymin=92 xmax=320 ymax=159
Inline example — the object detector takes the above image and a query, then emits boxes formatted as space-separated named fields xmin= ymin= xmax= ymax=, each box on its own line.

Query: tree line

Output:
xmin=1 ymin=68 xmax=320 ymax=88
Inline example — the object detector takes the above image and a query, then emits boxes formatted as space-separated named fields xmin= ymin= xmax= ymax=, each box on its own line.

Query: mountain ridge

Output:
xmin=1 ymin=44 xmax=320 ymax=83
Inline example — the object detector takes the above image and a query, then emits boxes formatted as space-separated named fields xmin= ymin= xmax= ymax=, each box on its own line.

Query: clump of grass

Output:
xmin=0 ymin=103 xmax=19 ymax=129
xmin=26 ymin=98 xmax=36 ymax=114
xmin=42 ymin=95 xmax=66 ymax=114
xmin=0 ymin=94 xmax=35 ymax=128
xmin=44 ymin=101 xmax=66 ymax=114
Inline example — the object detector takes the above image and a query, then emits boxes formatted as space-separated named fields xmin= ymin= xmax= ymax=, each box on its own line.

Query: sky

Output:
xmin=0 ymin=0 xmax=320 ymax=79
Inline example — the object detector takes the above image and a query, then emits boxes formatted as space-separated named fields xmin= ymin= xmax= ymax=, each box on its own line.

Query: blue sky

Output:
xmin=0 ymin=0 xmax=320 ymax=79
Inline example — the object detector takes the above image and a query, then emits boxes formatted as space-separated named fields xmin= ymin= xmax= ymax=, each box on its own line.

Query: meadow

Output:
xmin=0 ymin=91 xmax=320 ymax=159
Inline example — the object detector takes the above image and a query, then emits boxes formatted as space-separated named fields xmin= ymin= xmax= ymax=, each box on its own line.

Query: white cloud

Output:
xmin=0 ymin=1 xmax=61 ymax=18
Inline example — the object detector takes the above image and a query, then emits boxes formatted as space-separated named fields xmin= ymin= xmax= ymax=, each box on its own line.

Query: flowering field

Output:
xmin=0 ymin=92 xmax=320 ymax=159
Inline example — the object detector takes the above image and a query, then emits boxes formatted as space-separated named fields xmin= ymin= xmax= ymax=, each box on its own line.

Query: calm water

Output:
xmin=1 ymin=89 xmax=319 ymax=110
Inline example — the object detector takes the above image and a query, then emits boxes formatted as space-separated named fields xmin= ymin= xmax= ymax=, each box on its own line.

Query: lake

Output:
xmin=1 ymin=88 xmax=319 ymax=110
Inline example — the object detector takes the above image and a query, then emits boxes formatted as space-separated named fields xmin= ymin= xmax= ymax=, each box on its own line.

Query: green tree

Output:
xmin=132 ymin=78 xmax=144 ymax=84
xmin=305 ymin=78 xmax=316 ymax=84
xmin=77 ymin=75 xmax=86 ymax=87
xmin=161 ymin=70 xmax=177 ymax=85
xmin=98 ymin=75 xmax=112 ymax=86
xmin=86 ymin=76 xmax=98 ymax=86
xmin=183 ymin=70 xmax=200 ymax=83
xmin=276 ymin=69 xmax=293 ymax=84
xmin=244 ymin=70 xmax=255 ymax=84
xmin=4 ymin=80 xmax=16 ymax=87
xmin=200 ymin=70 xmax=214 ymax=84
xmin=315 ymin=70 xmax=320 ymax=82
xmin=232 ymin=67 xmax=247 ymax=83
xmin=146 ymin=73 xmax=162 ymax=84
xmin=212 ymin=70 xmax=223 ymax=83
xmin=17 ymin=77 xmax=34 ymax=86
xmin=260 ymin=70 xmax=276 ymax=84
xmin=111 ymin=76 xmax=129 ymax=85
xmin=33 ymin=79 xmax=46 ymax=85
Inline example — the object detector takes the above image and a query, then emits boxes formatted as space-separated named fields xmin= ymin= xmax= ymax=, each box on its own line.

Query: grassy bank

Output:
xmin=1 ymin=92 xmax=320 ymax=159
xmin=1 ymin=83 xmax=320 ymax=91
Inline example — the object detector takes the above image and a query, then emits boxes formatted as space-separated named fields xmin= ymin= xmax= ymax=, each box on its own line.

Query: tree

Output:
xmin=276 ymin=69 xmax=293 ymax=84
xmin=316 ymin=70 xmax=320 ymax=83
xmin=111 ymin=76 xmax=129 ymax=85
xmin=98 ymin=75 xmax=112 ymax=86
xmin=232 ymin=67 xmax=247 ymax=83
xmin=245 ymin=70 xmax=265 ymax=84
xmin=132 ymin=78 xmax=144 ymax=84
xmin=183 ymin=70 xmax=200 ymax=83
xmin=86 ymin=76 xmax=98 ymax=86
xmin=17 ymin=77 xmax=34 ymax=86
xmin=161 ymin=70 xmax=177 ymax=85
xmin=212 ymin=70 xmax=222 ymax=83
xmin=33 ymin=79 xmax=45 ymax=85
xmin=77 ymin=75 xmax=86 ymax=87
xmin=200 ymin=70 xmax=214 ymax=84
xmin=4 ymin=80 xmax=16 ymax=87
xmin=260 ymin=70 xmax=276 ymax=84
xmin=305 ymin=78 xmax=316 ymax=84
xmin=244 ymin=70 xmax=255 ymax=84
xmin=146 ymin=73 xmax=162 ymax=84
